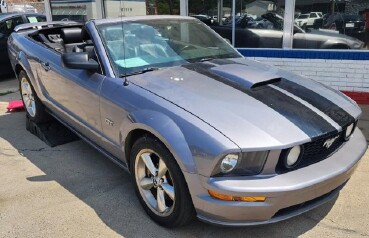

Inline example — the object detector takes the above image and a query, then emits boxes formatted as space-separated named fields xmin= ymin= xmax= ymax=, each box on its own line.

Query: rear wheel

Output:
xmin=130 ymin=135 xmax=195 ymax=227
xmin=19 ymin=71 xmax=50 ymax=123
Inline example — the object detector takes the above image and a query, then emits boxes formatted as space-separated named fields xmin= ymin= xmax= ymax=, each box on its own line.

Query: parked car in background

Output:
xmin=295 ymin=12 xmax=322 ymax=28
xmin=0 ymin=13 xmax=45 ymax=75
xmin=223 ymin=15 xmax=273 ymax=29
xmin=8 ymin=16 xmax=367 ymax=227
xmin=1 ymin=0 xmax=37 ymax=13
xmin=191 ymin=14 xmax=218 ymax=26
xmin=295 ymin=13 xmax=309 ymax=27
xmin=323 ymin=14 xmax=366 ymax=42
xmin=210 ymin=13 xmax=364 ymax=49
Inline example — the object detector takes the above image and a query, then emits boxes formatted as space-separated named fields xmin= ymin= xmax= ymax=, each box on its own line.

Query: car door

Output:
xmin=36 ymin=44 xmax=104 ymax=147
xmin=0 ymin=16 xmax=24 ymax=71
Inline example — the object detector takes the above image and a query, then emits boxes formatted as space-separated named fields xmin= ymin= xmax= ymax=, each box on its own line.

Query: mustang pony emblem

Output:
xmin=323 ymin=135 xmax=340 ymax=149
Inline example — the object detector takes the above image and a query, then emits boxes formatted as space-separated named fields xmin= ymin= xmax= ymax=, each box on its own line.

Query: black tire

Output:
xmin=18 ymin=70 xmax=50 ymax=123
xmin=130 ymin=135 xmax=196 ymax=228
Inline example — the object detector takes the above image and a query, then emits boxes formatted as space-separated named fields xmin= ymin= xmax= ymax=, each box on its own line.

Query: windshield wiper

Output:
xmin=199 ymin=57 xmax=215 ymax=62
xmin=119 ymin=67 xmax=159 ymax=78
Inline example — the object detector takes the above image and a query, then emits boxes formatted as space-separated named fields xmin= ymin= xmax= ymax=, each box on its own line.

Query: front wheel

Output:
xmin=130 ymin=135 xmax=195 ymax=227
xmin=19 ymin=70 xmax=50 ymax=123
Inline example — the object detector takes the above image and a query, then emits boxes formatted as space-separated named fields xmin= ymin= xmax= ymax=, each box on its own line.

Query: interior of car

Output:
xmin=30 ymin=26 xmax=97 ymax=60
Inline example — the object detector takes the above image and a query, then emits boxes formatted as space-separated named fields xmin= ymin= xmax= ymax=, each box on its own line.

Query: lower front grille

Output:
xmin=272 ymin=181 xmax=347 ymax=219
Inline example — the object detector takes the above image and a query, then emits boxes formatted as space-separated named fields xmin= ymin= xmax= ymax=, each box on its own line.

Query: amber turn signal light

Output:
xmin=208 ymin=190 xmax=266 ymax=202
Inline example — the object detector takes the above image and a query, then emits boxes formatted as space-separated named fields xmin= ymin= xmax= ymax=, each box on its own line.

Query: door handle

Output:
xmin=41 ymin=62 xmax=51 ymax=71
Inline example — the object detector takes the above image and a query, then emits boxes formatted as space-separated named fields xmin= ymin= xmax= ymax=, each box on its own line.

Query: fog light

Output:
xmin=208 ymin=190 xmax=266 ymax=202
xmin=345 ymin=123 xmax=355 ymax=140
xmin=285 ymin=146 xmax=302 ymax=168
xmin=220 ymin=154 xmax=239 ymax=173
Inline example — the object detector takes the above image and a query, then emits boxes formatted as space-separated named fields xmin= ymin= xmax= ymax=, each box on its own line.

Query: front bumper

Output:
xmin=184 ymin=129 xmax=367 ymax=226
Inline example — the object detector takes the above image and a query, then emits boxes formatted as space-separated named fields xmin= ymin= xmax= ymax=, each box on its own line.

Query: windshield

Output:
xmin=97 ymin=19 xmax=241 ymax=76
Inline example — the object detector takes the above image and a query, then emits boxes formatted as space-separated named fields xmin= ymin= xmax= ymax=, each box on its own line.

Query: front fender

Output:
xmin=16 ymin=51 xmax=38 ymax=88
xmin=321 ymin=39 xmax=349 ymax=49
xmin=120 ymin=110 xmax=196 ymax=174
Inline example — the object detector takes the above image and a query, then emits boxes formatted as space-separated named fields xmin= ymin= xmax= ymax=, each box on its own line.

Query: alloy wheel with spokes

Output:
xmin=130 ymin=136 xmax=195 ymax=227
xmin=18 ymin=71 xmax=50 ymax=123
xmin=135 ymin=149 xmax=175 ymax=216
xmin=21 ymin=77 xmax=36 ymax=117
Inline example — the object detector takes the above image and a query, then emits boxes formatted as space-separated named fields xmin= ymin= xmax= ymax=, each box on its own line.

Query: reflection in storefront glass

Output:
xmin=104 ymin=0 xmax=147 ymax=18
xmin=189 ymin=0 xmax=284 ymax=48
xmin=103 ymin=0 xmax=180 ymax=18
xmin=50 ymin=0 xmax=98 ymax=21
xmin=294 ymin=0 xmax=369 ymax=50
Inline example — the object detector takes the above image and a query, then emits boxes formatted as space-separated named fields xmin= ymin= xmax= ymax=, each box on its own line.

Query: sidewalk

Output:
xmin=357 ymin=105 xmax=369 ymax=141
xmin=0 ymin=77 xmax=19 ymax=101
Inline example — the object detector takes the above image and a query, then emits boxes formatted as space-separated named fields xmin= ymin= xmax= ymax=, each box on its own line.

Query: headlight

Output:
xmin=345 ymin=123 xmax=355 ymax=140
xmin=284 ymin=145 xmax=302 ymax=168
xmin=220 ymin=154 xmax=239 ymax=173
xmin=212 ymin=151 xmax=268 ymax=176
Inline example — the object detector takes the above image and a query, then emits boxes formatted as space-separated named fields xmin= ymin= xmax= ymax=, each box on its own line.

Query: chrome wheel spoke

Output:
xmin=30 ymin=99 xmax=35 ymax=108
xmin=161 ymin=183 xmax=175 ymax=201
xmin=28 ymin=98 xmax=33 ymax=107
xmin=23 ymin=82 xmax=30 ymax=94
xmin=157 ymin=159 xmax=167 ymax=179
xmin=157 ymin=188 xmax=167 ymax=213
xmin=140 ymin=178 xmax=154 ymax=190
xmin=141 ymin=153 xmax=157 ymax=176
xmin=24 ymin=97 xmax=30 ymax=107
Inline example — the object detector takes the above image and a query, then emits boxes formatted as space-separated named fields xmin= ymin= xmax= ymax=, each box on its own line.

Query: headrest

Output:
xmin=60 ymin=27 xmax=83 ymax=44
xmin=81 ymin=27 xmax=91 ymax=41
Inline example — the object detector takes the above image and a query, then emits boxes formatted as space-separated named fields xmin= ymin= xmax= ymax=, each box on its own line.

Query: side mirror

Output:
xmin=61 ymin=52 xmax=99 ymax=70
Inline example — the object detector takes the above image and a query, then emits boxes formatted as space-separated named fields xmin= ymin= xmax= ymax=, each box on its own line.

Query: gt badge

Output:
xmin=105 ymin=118 xmax=114 ymax=126
xmin=323 ymin=135 xmax=339 ymax=149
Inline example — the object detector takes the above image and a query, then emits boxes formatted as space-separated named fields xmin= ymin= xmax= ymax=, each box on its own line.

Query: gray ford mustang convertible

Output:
xmin=8 ymin=16 xmax=367 ymax=227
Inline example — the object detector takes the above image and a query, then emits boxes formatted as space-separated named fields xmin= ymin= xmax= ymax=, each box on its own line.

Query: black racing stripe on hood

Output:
xmin=250 ymin=86 xmax=337 ymax=138
xmin=277 ymin=79 xmax=355 ymax=127
xmin=182 ymin=63 xmax=337 ymax=138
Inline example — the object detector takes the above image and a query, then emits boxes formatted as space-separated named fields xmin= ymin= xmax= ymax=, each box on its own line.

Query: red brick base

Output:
xmin=341 ymin=91 xmax=369 ymax=105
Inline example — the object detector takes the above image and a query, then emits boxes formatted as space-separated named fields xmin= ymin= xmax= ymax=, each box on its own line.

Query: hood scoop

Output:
xmin=210 ymin=64 xmax=281 ymax=89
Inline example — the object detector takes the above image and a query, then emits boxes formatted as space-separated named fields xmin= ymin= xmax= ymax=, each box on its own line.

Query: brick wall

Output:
xmin=248 ymin=57 xmax=369 ymax=104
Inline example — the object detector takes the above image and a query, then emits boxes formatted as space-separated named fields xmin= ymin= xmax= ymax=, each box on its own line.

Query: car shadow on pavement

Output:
xmin=0 ymin=111 xmax=338 ymax=238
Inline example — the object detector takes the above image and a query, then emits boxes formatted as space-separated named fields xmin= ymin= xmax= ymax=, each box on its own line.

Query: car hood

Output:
xmin=130 ymin=58 xmax=361 ymax=149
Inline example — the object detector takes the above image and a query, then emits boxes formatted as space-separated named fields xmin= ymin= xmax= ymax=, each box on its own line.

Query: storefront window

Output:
xmin=153 ymin=0 xmax=180 ymax=15
xmin=50 ymin=0 xmax=98 ymax=21
xmin=294 ymin=0 xmax=369 ymax=50
xmin=104 ymin=0 xmax=146 ymax=18
xmin=102 ymin=0 xmax=179 ymax=18
xmin=189 ymin=0 xmax=284 ymax=48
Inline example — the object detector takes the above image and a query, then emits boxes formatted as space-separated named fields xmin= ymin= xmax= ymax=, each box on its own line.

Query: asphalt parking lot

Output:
xmin=1 ymin=76 xmax=369 ymax=238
